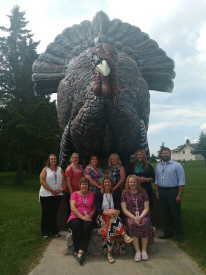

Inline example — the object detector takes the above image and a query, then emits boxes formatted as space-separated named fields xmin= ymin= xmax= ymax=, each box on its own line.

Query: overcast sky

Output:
xmin=1 ymin=0 xmax=206 ymax=155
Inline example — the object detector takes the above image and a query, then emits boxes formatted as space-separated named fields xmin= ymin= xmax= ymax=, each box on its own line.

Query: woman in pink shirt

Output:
xmin=67 ymin=177 xmax=96 ymax=265
xmin=64 ymin=153 xmax=84 ymax=219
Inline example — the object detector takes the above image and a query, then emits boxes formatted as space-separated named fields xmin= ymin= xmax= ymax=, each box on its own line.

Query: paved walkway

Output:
xmin=29 ymin=229 xmax=204 ymax=275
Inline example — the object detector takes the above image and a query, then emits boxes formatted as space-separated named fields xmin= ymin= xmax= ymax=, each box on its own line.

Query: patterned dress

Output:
xmin=121 ymin=190 xmax=153 ymax=238
xmin=107 ymin=165 xmax=125 ymax=192
xmin=84 ymin=165 xmax=104 ymax=194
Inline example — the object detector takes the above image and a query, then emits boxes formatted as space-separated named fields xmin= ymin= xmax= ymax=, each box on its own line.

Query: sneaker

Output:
xmin=43 ymin=235 xmax=48 ymax=239
xmin=54 ymin=233 xmax=61 ymax=237
xmin=134 ymin=251 xmax=141 ymax=262
xmin=141 ymin=251 xmax=148 ymax=261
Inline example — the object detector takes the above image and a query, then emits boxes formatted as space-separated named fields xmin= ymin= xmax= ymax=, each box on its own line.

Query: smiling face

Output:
xmin=91 ymin=157 xmax=98 ymax=167
xmin=136 ymin=151 xmax=144 ymax=162
xmin=80 ymin=182 xmax=89 ymax=193
xmin=71 ymin=154 xmax=79 ymax=164
xmin=111 ymin=156 xmax=118 ymax=166
xmin=104 ymin=179 xmax=112 ymax=192
xmin=128 ymin=177 xmax=138 ymax=192
xmin=161 ymin=150 xmax=171 ymax=162
xmin=49 ymin=155 xmax=57 ymax=166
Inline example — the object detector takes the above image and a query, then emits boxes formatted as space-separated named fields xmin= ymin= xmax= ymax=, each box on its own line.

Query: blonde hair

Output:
xmin=134 ymin=149 xmax=149 ymax=171
xmin=108 ymin=153 xmax=122 ymax=167
xmin=70 ymin=153 xmax=79 ymax=163
xmin=124 ymin=174 xmax=144 ymax=193
xmin=45 ymin=154 xmax=58 ymax=168
xmin=101 ymin=175 xmax=114 ymax=194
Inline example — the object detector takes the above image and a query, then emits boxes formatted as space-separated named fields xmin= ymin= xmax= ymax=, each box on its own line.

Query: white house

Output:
xmin=172 ymin=143 xmax=204 ymax=161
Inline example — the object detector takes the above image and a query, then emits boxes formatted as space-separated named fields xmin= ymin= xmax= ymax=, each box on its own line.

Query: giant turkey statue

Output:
xmin=32 ymin=11 xmax=175 ymax=169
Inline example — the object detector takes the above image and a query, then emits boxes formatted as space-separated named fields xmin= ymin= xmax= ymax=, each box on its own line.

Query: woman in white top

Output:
xmin=39 ymin=154 xmax=65 ymax=238
xmin=95 ymin=176 xmax=132 ymax=264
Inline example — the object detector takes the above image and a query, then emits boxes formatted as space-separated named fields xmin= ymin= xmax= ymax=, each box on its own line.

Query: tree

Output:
xmin=150 ymin=154 xmax=157 ymax=163
xmin=186 ymin=138 xmax=190 ymax=144
xmin=157 ymin=141 xmax=165 ymax=160
xmin=192 ymin=132 xmax=206 ymax=165
xmin=0 ymin=6 xmax=60 ymax=183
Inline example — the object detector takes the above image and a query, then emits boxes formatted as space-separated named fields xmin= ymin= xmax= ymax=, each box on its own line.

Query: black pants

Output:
xmin=40 ymin=196 xmax=61 ymax=236
xmin=68 ymin=218 xmax=94 ymax=252
xmin=159 ymin=187 xmax=184 ymax=239
xmin=64 ymin=192 xmax=71 ymax=220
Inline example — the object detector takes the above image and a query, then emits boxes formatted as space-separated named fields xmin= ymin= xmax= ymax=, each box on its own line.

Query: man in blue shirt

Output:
xmin=155 ymin=147 xmax=185 ymax=243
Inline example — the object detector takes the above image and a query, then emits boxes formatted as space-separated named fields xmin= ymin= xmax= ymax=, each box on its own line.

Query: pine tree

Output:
xmin=192 ymin=132 xmax=206 ymax=165
xmin=157 ymin=141 xmax=165 ymax=160
xmin=0 ymin=6 xmax=60 ymax=183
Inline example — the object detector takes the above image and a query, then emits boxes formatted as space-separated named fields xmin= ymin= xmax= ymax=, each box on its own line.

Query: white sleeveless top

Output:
xmin=39 ymin=167 xmax=63 ymax=197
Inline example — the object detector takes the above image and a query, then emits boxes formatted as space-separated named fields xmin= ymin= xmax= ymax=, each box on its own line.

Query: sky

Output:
xmin=1 ymin=0 xmax=206 ymax=155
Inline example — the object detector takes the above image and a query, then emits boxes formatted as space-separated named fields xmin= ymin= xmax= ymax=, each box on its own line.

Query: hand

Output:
xmin=156 ymin=191 xmax=159 ymax=200
xmin=51 ymin=190 xmax=59 ymax=196
xmin=176 ymin=195 xmax=182 ymax=203
xmin=56 ymin=189 xmax=62 ymax=194
xmin=107 ymin=210 xmax=118 ymax=218
xmin=133 ymin=216 xmax=141 ymax=225
xmin=82 ymin=215 xmax=92 ymax=221
xmin=141 ymin=177 xmax=147 ymax=183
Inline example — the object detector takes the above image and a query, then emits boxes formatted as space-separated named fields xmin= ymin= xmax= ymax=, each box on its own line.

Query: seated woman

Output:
xmin=84 ymin=155 xmax=104 ymax=194
xmin=95 ymin=175 xmax=132 ymax=264
xmin=107 ymin=153 xmax=126 ymax=195
xmin=121 ymin=175 xmax=153 ymax=262
xmin=129 ymin=149 xmax=155 ymax=207
xmin=67 ymin=177 xmax=96 ymax=265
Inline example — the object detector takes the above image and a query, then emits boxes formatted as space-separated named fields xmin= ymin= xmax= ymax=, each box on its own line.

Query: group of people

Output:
xmin=39 ymin=147 xmax=185 ymax=265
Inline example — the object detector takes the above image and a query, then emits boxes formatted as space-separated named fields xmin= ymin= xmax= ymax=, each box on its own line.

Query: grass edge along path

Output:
xmin=0 ymin=160 xmax=206 ymax=274
xmin=0 ymin=172 xmax=51 ymax=275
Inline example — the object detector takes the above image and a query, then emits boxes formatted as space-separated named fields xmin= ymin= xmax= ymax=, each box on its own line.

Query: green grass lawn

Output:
xmin=0 ymin=160 xmax=206 ymax=274
xmin=152 ymin=160 xmax=206 ymax=272
xmin=0 ymin=172 xmax=50 ymax=275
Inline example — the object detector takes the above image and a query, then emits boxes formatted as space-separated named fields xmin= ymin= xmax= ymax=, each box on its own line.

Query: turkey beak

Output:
xmin=96 ymin=60 xmax=110 ymax=76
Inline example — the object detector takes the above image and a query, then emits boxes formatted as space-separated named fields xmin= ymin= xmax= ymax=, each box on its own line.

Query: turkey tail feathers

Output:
xmin=139 ymin=119 xmax=150 ymax=160
xmin=32 ymin=10 xmax=175 ymax=95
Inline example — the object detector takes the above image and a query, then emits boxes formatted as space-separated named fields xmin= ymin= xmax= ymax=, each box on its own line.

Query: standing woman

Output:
xmin=39 ymin=154 xmax=65 ymax=238
xmin=121 ymin=175 xmax=153 ymax=261
xmin=84 ymin=155 xmax=104 ymax=194
xmin=95 ymin=176 xmax=132 ymax=264
xmin=107 ymin=153 xmax=126 ymax=194
xmin=64 ymin=153 xmax=84 ymax=218
xmin=68 ymin=177 xmax=95 ymax=265
xmin=131 ymin=149 xmax=155 ymax=207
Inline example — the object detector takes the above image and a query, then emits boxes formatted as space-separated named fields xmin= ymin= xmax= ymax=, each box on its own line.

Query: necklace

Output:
xmin=161 ymin=163 xmax=169 ymax=181
xmin=80 ymin=192 xmax=88 ymax=215
xmin=105 ymin=194 xmax=112 ymax=209
xmin=50 ymin=167 xmax=57 ymax=184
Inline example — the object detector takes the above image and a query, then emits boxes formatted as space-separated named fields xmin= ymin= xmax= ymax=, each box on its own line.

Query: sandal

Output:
xmin=107 ymin=251 xmax=115 ymax=264
xmin=122 ymin=233 xmax=133 ymax=243
xmin=76 ymin=252 xmax=84 ymax=265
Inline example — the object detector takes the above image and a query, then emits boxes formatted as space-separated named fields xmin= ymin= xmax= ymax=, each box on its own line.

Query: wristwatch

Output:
xmin=178 ymin=193 xmax=182 ymax=197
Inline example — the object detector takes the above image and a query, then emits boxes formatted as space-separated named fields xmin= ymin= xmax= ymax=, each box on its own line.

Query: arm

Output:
xmin=176 ymin=163 xmax=185 ymax=203
xmin=65 ymin=166 xmax=73 ymax=193
xmin=176 ymin=185 xmax=184 ymax=203
xmin=113 ymin=166 xmax=126 ymax=191
xmin=39 ymin=168 xmax=59 ymax=196
xmin=155 ymin=164 xmax=160 ymax=199
xmin=139 ymin=164 xmax=155 ymax=183
xmin=61 ymin=169 xmax=65 ymax=189
xmin=70 ymin=198 xmax=85 ymax=220
xmin=85 ymin=174 xmax=101 ymax=189
xmin=95 ymin=191 xmax=104 ymax=215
